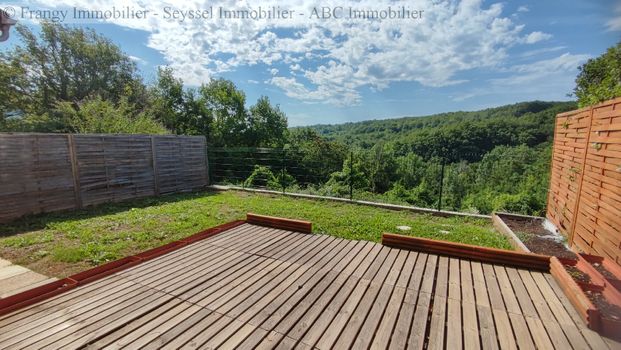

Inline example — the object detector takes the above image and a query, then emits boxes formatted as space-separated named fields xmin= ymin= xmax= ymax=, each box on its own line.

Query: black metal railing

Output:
xmin=207 ymin=146 xmax=548 ymax=216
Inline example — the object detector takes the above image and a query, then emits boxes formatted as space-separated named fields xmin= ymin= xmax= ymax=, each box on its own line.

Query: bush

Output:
xmin=243 ymin=165 xmax=296 ymax=190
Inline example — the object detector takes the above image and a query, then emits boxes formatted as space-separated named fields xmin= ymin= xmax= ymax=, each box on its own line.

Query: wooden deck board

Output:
xmin=0 ymin=223 xmax=617 ymax=349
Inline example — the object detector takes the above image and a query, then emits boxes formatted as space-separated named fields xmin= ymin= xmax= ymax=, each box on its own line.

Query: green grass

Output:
xmin=0 ymin=190 xmax=511 ymax=277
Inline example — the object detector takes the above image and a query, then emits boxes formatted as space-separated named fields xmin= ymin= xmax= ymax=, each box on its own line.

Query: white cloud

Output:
xmin=21 ymin=0 xmax=564 ymax=105
xmin=129 ymin=55 xmax=147 ymax=64
xmin=453 ymin=53 xmax=590 ymax=101
xmin=607 ymin=4 xmax=621 ymax=31
xmin=517 ymin=6 xmax=529 ymax=13
xmin=523 ymin=31 xmax=552 ymax=44
xmin=519 ymin=46 xmax=566 ymax=58
xmin=247 ymin=79 xmax=260 ymax=84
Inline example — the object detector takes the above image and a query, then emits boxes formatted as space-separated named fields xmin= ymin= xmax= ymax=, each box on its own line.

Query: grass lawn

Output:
xmin=0 ymin=190 xmax=511 ymax=277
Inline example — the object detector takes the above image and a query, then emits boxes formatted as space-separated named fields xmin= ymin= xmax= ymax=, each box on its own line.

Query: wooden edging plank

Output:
xmin=246 ymin=213 xmax=312 ymax=234
xmin=491 ymin=213 xmax=531 ymax=253
xmin=381 ymin=233 xmax=551 ymax=271
xmin=549 ymin=256 xmax=600 ymax=331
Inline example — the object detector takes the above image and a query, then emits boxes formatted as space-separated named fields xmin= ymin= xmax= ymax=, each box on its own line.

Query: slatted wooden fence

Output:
xmin=0 ymin=133 xmax=208 ymax=223
xmin=547 ymin=97 xmax=621 ymax=267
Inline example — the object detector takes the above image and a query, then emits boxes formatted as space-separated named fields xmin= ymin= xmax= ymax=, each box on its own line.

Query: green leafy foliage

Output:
xmin=243 ymin=165 xmax=295 ymax=190
xmin=303 ymin=101 xmax=574 ymax=159
xmin=270 ymin=101 xmax=569 ymax=216
xmin=56 ymin=96 xmax=167 ymax=134
xmin=574 ymin=42 xmax=621 ymax=107
xmin=0 ymin=23 xmax=290 ymax=146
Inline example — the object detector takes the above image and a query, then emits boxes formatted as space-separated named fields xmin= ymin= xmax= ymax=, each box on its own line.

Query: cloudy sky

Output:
xmin=3 ymin=0 xmax=620 ymax=126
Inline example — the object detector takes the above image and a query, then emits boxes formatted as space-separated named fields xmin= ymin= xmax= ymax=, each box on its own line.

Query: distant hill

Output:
xmin=299 ymin=101 xmax=577 ymax=161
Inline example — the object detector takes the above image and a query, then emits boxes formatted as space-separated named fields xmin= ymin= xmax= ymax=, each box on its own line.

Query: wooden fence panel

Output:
xmin=548 ymin=97 xmax=621 ymax=267
xmin=153 ymin=136 xmax=207 ymax=194
xmin=547 ymin=107 xmax=591 ymax=234
xmin=0 ymin=133 xmax=208 ymax=223
xmin=0 ymin=134 xmax=75 ymax=223
xmin=76 ymin=135 xmax=156 ymax=207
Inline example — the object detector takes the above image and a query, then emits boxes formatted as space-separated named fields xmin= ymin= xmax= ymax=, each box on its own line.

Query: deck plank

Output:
xmin=389 ymin=252 xmax=427 ymax=350
xmin=531 ymin=271 xmax=590 ymax=350
xmin=445 ymin=258 xmax=463 ymax=350
xmin=506 ymin=267 xmax=555 ymax=349
xmin=407 ymin=254 xmax=438 ymax=350
xmin=518 ymin=269 xmax=573 ymax=350
xmin=80 ymin=228 xmax=306 ymax=349
xmin=482 ymin=263 xmax=518 ymax=350
xmin=296 ymin=244 xmax=383 ymax=348
xmin=369 ymin=251 xmax=418 ymax=350
xmin=160 ymin=234 xmax=333 ymax=349
xmin=0 ymin=224 xmax=263 ymax=328
xmin=471 ymin=261 xmax=499 ymax=350
xmin=314 ymin=246 xmax=391 ymax=349
xmin=339 ymin=249 xmax=405 ymax=349
xmin=201 ymin=238 xmax=353 ymax=349
xmin=460 ymin=260 xmax=481 ymax=350
xmin=427 ymin=256 xmax=449 ymax=350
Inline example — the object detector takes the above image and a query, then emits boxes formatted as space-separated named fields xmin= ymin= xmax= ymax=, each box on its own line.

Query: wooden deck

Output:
xmin=0 ymin=223 xmax=617 ymax=349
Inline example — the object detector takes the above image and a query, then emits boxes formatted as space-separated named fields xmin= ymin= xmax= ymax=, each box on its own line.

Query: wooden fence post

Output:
xmin=205 ymin=141 xmax=211 ymax=187
xmin=67 ymin=134 xmax=82 ymax=209
xmin=568 ymin=106 xmax=594 ymax=247
xmin=151 ymin=136 xmax=160 ymax=196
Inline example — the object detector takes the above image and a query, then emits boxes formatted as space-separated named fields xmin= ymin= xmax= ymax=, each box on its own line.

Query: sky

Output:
xmin=2 ymin=0 xmax=620 ymax=126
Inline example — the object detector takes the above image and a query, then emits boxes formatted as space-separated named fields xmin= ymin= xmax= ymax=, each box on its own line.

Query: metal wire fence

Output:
xmin=207 ymin=146 xmax=549 ymax=216
xmin=207 ymin=147 xmax=461 ymax=212
xmin=208 ymin=147 xmax=340 ymax=189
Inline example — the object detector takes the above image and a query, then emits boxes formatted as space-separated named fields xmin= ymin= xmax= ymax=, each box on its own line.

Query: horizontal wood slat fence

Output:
xmin=547 ymin=97 xmax=621 ymax=267
xmin=0 ymin=133 xmax=208 ymax=223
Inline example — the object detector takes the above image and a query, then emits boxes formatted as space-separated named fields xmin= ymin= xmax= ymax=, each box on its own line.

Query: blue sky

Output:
xmin=3 ymin=0 xmax=620 ymax=126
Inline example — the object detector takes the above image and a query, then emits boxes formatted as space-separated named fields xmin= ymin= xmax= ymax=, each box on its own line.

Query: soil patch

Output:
xmin=592 ymin=262 xmax=617 ymax=280
xmin=500 ymin=215 xmax=577 ymax=260
xmin=565 ymin=265 xmax=591 ymax=284
xmin=585 ymin=290 xmax=621 ymax=321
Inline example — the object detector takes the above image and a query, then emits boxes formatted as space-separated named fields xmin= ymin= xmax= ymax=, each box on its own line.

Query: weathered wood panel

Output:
xmin=154 ymin=136 xmax=207 ymax=194
xmin=547 ymin=97 xmax=621 ymax=267
xmin=0 ymin=133 xmax=207 ymax=223
xmin=0 ymin=134 xmax=75 ymax=222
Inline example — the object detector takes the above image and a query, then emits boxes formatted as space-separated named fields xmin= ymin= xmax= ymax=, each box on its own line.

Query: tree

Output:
xmin=55 ymin=96 xmax=167 ymax=134
xmin=574 ymin=42 xmax=621 ymax=107
xmin=200 ymin=79 xmax=248 ymax=146
xmin=365 ymin=143 xmax=398 ymax=193
xmin=247 ymin=96 xmax=288 ymax=147
xmin=1 ymin=23 xmax=145 ymax=115
xmin=395 ymin=153 xmax=426 ymax=189
xmin=147 ymin=67 xmax=210 ymax=136
xmin=287 ymin=128 xmax=347 ymax=182
xmin=0 ymin=22 xmax=150 ymax=132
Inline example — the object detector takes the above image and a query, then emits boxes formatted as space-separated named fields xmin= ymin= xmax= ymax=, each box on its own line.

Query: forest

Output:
xmin=1 ymin=23 xmax=619 ymax=216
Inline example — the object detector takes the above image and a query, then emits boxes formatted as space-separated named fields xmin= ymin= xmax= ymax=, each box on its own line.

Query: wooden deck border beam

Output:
xmin=549 ymin=256 xmax=600 ymax=330
xmin=246 ymin=213 xmax=312 ymax=234
xmin=381 ymin=233 xmax=551 ymax=271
